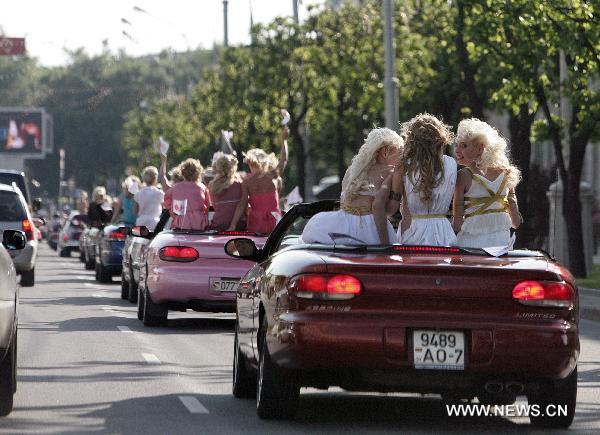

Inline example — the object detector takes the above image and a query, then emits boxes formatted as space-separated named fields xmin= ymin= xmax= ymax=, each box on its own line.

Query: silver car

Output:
xmin=0 ymin=229 xmax=26 ymax=416
xmin=0 ymin=184 xmax=38 ymax=287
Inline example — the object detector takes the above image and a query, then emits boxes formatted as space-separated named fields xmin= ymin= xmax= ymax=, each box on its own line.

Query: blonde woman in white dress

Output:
xmin=301 ymin=128 xmax=403 ymax=245
xmin=380 ymin=114 xmax=457 ymax=246
xmin=452 ymin=118 xmax=521 ymax=248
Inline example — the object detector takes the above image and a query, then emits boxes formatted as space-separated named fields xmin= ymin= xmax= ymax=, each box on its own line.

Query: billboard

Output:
xmin=0 ymin=108 xmax=50 ymax=159
xmin=0 ymin=37 xmax=25 ymax=55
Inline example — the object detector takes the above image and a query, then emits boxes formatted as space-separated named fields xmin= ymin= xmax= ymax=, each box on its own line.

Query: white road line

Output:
xmin=92 ymin=294 xmax=103 ymax=297
xmin=76 ymin=275 xmax=92 ymax=280
xmin=117 ymin=326 xmax=133 ymax=333
xmin=84 ymin=283 xmax=96 ymax=287
xmin=142 ymin=353 xmax=161 ymax=365
xmin=178 ymin=396 xmax=209 ymax=414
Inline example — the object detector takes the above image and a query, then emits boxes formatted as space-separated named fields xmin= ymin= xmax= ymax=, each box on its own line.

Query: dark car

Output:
xmin=94 ymin=224 xmax=125 ymax=283
xmin=226 ymin=200 xmax=578 ymax=428
xmin=57 ymin=212 xmax=87 ymax=257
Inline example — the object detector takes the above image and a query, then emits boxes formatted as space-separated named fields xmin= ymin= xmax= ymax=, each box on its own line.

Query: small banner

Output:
xmin=0 ymin=37 xmax=25 ymax=55
xmin=280 ymin=109 xmax=290 ymax=125
xmin=172 ymin=199 xmax=188 ymax=216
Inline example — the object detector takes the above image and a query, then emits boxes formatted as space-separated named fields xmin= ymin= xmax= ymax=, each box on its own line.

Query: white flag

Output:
xmin=280 ymin=109 xmax=290 ymax=125
xmin=172 ymin=199 xmax=188 ymax=216
xmin=155 ymin=136 xmax=170 ymax=156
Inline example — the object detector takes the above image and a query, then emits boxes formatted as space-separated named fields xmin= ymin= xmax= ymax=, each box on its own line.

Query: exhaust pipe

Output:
xmin=505 ymin=381 xmax=524 ymax=395
xmin=484 ymin=381 xmax=503 ymax=394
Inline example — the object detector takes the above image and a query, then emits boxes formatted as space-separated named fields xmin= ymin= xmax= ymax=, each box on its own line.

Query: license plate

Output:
xmin=212 ymin=279 xmax=238 ymax=292
xmin=413 ymin=330 xmax=465 ymax=370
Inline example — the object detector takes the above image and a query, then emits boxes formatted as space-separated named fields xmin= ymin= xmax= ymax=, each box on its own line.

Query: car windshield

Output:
xmin=0 ymin=191 xmax=26 ymax=221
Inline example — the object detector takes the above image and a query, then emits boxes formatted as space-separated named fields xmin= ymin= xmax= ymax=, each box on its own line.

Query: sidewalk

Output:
xmin=579 ymin=287 xmax=600 ymax=322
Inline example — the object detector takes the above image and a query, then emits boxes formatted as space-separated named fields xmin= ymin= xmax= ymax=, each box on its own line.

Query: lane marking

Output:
xmin=84 ymin=283 xmax=96 ymax=287
xmin=178 ymin=396 xmax=209 ymax=414
xmin=142 ymin=353 xmax=161 ymax=365
xmin=92 ymin=294 xmax=103 ymax=297
xmin=117 ymin=326 xmax=133 ymax=333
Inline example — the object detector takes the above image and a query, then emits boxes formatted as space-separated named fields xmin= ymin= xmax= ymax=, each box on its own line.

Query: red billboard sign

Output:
xmin=0 ymin=37 xmax=26 ymax=55
xmin=0 ymin=109 xmax=44 ymax=155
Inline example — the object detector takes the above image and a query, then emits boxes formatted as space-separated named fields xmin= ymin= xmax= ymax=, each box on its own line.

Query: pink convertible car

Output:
xmin=135 ymin=227 xmax=267 ymax=326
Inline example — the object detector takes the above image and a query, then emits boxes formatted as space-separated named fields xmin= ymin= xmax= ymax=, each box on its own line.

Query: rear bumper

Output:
xmin=149 ymin=259 xmax=248 ymax=304
xmin=100 ymin=242 xmax=124 ymax=268
xmin=268 ymin=314 xmax=579 ymax=386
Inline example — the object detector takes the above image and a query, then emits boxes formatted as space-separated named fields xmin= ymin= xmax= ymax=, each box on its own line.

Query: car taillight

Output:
xmin=107 ymin=230 xmax=126 ymax=241
xmin=289 ymin=273 xmax=362 ymax=300
xmin=63 ymin=234 xmax=69 ymax=241
xmin=512 ymin=280 xmax=575 ymax=308
xmin=159 ymin=246 xmax=199 ymax=262
xmin=22 ymin=219 xmax=34 ymax=241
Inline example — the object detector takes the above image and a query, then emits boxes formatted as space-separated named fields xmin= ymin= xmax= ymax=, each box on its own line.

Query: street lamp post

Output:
xmin=223 ymin=1 xmax=229 ymax=47
xmin=383 ymin=0 xmax=399 ymax=130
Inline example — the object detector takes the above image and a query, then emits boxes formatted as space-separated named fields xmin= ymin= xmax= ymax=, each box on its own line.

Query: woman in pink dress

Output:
xmin=164 ymin=158 xmax=210 ymax=230
xmin=228 ymin=127 xmax=288 ymax=233
xmin=208 ymin=153 xmax=245 ymax=231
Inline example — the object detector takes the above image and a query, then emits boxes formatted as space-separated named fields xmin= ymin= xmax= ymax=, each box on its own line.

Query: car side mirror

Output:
xmin=224 ymin=238 xmax=259 ymax=260
xmin=33 ymin=217 xmax=45 ymax=227
xmin=132 ymin=226 xmax=151 ymax=238
xmin=2 ymin=230 xmax=26 ymax=250
xmin=117 ymin=226 xmax=132 ymax=237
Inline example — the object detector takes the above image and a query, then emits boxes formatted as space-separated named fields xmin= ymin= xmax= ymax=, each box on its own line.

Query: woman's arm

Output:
xmin=372 ymin=173 xmax=393 ymax=244
xmin=159 ymin=154 xmax=171 ymax=191
xmin=452 ymin=170 xmax=469 ymax=233
xmin=227 ymin=181 xmax=250 ymax=230
xmin=275 ymin=127 xmax=289 ymax=175
xmin=386 ymin=167 xmax=404 ymax=216
xmin=507 ymin=188 xmax=522 ymax=229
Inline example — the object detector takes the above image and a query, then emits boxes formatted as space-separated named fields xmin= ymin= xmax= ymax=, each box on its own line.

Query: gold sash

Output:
xmin=464 ymin=169 xmax=509 ymax=219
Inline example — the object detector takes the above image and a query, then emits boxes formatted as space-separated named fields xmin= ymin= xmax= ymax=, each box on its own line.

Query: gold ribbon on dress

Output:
xmin=340 ymin=205 xmax=372 ymax=216
xmin=463 ymin=169 xmax=509 ymax=219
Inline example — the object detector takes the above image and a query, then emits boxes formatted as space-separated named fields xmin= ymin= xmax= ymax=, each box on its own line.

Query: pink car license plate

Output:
xmin=212 ymin=279 xmax=238 ymax=292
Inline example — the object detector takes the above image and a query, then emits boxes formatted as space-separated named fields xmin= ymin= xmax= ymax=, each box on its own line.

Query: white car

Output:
xmin=0 ymin=229 xmax=26 ymax=416
xmin=0 ymin=184 xmax=39 ymax=287
xmin=57 ymin=212 xmax=87 ymax=257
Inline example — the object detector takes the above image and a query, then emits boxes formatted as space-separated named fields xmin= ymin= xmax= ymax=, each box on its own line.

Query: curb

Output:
xmin=579 ymin=287 xmax=600 ymax=322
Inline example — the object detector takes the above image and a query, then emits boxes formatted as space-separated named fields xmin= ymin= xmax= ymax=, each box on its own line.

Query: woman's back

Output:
xmin=400 ymin=155 xmax=457 ymax=246
xmin=211 ymin=181 xmax=244 ymax=231
xmin=404 ymin=155 xmax=456 ymax=214
xmin=164 ymin=181 xmax=210 ymax=230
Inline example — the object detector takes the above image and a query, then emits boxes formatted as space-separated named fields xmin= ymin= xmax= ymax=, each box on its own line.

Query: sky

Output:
xmin=1 ymin=0 xmax=324 ymax=66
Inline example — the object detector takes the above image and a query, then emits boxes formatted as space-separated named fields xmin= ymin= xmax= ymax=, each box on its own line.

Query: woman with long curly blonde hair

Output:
xmin=164 ymin=158 xmax=210 ymax=230
xmin=453 ymin=118 xmax=521 ymax=249
xmin=208 ymin=152 xmax=245 ymax=230
xmin=380 ymin=113 xmax=457 ymax=246
xmin=301 ymin=127 xmax=403 ymax=245
xmin=227 ymin=127 xmax=288 ymax=233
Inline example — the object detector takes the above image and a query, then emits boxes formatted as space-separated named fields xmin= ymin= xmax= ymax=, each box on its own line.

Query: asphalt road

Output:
xmin=1 ymin=244 xmax=599 ymax=434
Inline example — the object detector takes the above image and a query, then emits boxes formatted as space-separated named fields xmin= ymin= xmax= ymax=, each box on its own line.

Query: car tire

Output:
xmin=85 ymin=256 xmax=95 ymax=270
xmin=120 ymin=273 xmax=129 ymax=300
xmin=137 ymin=287 xmax=145 ymax=321
xmin=0 ymin=331 xmax=16 ymax=416
xmin=528 ymin=367 xmax=577 ymax=428
xmin=94 ymin=262 xmax=100 ymax=281
xmin=127 ymin=268 xmax=138 ymax=304
xmin=59 ymin=248 xmax=69 ymax=257
xmin=79 ymin=250 xmax=85 ymax=263
xmin=256 ymin=318 xmax=299 ymax=419
xmin=20 ymin=268 xmax=35 ymax=287
xmin=98 ymin=263 xmax=112 ymax=283
xmin=233 ymin=322 xmax=256 ymax=399
xmin=142 ymin=289 xmax=167 ymax=327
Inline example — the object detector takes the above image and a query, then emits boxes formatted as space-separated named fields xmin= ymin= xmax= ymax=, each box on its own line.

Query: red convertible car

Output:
xmin=226 ymin=200 xmax=578 ymax=428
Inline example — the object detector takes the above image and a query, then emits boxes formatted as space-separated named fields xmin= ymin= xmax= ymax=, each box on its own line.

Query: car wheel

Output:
xmin=127 ymin=268 xmax=138 ymax=304
xmin=142 ymin=289 xmax=167 ymax=327
xmin=233 ymin=322 xmax=256 ymax=399
xmin=94 ymin=262 xmax=100 ymax=281
xmin=137 ymin=287 xmax=145 ymax=321
xmin=256 ymin=318 xmax=299 ymax=419
xmin=528 ymin=367 xmax=577 ymax=428
xmin=59 ymin=248 xmax=69 ymax=257
xmin=0 ymin=331 xmax=16 ymax=416
xmin=20 ymin=268 xmax=35 ymax=287
xmin=120 ymin=273 xmax=129 ymax=300
xmin=85 ymin=255 xmax=95 ymax=270
xmin=98 ymin=263 xmax=111 ymax=283
xmin=79 ymin=250 xmax=85 ymax=263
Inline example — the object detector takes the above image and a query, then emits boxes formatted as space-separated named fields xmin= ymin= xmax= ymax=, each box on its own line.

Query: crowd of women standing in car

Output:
xmin=84 ymin=113 xmax=520 ymax=250
xmin=301 ymin=114 xmax=522 ymax=250
xmin=85 ymin=126 xmax=289 ymax=235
